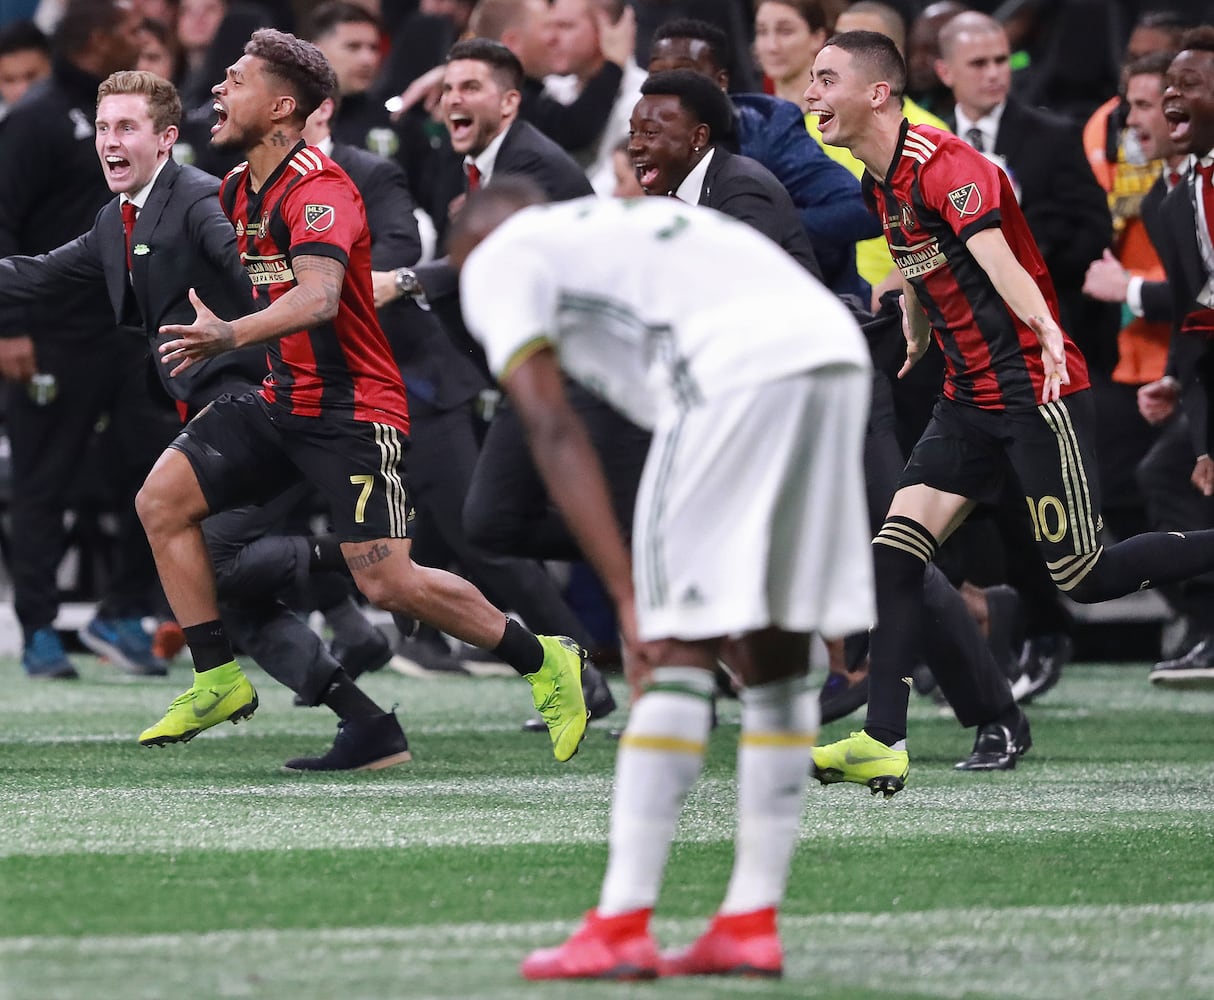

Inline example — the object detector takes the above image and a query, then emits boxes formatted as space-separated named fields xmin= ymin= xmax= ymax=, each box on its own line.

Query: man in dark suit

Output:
xmin=937 ymin=11 xmax=1114 ymax=360
xmin=628 ymin=70 xmax=820 ymax=278
xmin=0 ymin=71 xmax=416 ymax=770
xmin=1137 ymin=28 xmax=1214 ymax=687
xmin=0 ymin=0 xmax=162 ymax=680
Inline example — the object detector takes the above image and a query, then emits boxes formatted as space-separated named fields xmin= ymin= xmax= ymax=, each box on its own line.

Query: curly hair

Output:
xmin=244 ymin=28 xmax=337 ymax=124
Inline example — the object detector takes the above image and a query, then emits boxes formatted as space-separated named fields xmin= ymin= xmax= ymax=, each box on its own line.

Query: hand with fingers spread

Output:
xmin=158 ymin=287 xmax=236 ymax=377
xmin=1027 ymin=313 xmax=1069 ymax=403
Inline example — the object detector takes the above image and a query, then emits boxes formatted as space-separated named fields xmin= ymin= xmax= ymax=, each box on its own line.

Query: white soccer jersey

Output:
xmin=460 ymin=197 xmax=869 ymax=429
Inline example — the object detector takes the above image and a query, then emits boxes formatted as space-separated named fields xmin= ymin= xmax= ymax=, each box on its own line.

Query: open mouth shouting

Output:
xmin=1164 ymin=101 xmax=1191 ymax=147
xmin=104 ymin=153 xmax=133 ymax=184
xmin=211 ymin=100 xmax=229 ymax=137
xmin=632 ymin=159 xmax=661 ymax=192
xmin=812 ymin=108 xmax=836 ymax=135
xmin=448 ymin=111 xmax=475 ymax=148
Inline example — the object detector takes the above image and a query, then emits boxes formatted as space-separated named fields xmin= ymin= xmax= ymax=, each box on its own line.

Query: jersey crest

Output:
xmin=304 ymin=204 xmax=335 ymax=232
xmin=947 ymin=183 xmax=982 ymax=217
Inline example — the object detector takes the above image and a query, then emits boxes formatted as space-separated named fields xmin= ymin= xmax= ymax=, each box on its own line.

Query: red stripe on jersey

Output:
xmin=873 ymin=122 xmax=1089 ymax=409
xmin=220 ymin=142 xmax=410 ymax=433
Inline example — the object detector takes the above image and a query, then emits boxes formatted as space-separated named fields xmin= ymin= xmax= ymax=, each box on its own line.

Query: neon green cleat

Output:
xmin=528 ymin=636 xmax=589 ymax=762
xmin=139 ymin=664 xmax=258 ymax=746
xmin=812 ymin=730 xmax=909 ymax=798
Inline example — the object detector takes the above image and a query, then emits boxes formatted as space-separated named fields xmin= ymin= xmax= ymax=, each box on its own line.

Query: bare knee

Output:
xmin=136 ymin=453 xmax=208 ymax=540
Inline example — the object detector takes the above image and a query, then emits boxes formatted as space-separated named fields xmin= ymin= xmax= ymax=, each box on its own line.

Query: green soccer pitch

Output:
xmin=2 ymin=656 xmax=1213 ymax=999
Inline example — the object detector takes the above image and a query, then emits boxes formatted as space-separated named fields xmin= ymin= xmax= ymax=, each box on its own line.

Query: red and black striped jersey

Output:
xmin=219 ymin=141 xmax=409 ymax=432
xmin=864 ymin=121 xmax=1089 ymax=410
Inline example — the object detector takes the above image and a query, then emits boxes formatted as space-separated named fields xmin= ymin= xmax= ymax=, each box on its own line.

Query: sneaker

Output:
xmin=954 ymin=710 xmax=1032 ymax=771
xmin=528 ymin=636 xmax=589 ymax=762
xmin=331 ymin=629 xmax=393 ymax=681
xmin=79 ymin=617 xmax=168 ymax=676
xmin=1149 ymin=637 xmax=1214 ymax=688
xmin=22 ymin=627 xmax=78 ymax=680
xmin=659 ymin=908 xmax=782 ymax=978
xmin=283 ymin=711 xmax=412 ymax=771
xmin=1015 ymin=632 xmax=1073 ymax=703
xmin=522 ymin=658 xmax=616 ymax=732
xmin=138 ymin=665 xmax=258 ymax=746
xmin=151 ymin=621 xmax=186 ymax=661
xmin=812 ymin=730 xmax=908 ymax=798
xmin=819 ymin=671 xmax=868 ymax=725
xmin=520 ymin=909 xmax=658 ymax=981
xmin=388 ymin=631 xmax=471 ymax=678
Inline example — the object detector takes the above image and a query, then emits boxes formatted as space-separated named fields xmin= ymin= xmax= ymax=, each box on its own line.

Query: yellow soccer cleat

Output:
xmin=139 ymin=664 xmax=258 ymax=746
xmin=528 ymin=636 xmax=589 ymax=762
xmin=812 ymin=730 xmax=908 ymax=798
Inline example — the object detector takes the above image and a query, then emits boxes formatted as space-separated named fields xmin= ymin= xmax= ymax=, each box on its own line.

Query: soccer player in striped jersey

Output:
xmin=804 ymin=30 xmax=1214 ymax=795
xmin=136 ymin=28 xmax=589 ymax=763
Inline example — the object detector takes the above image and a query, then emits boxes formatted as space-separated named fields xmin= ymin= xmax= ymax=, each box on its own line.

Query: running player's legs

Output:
xmin=1010 ymin=390 xmax=1214 ymax=603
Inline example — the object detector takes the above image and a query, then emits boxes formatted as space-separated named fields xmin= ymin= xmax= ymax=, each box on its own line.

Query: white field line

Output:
xmin=3 ymin=901 xmax=1214 ymax=954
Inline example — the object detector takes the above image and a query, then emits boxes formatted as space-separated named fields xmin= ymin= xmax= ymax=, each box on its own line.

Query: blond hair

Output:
xmin=97 ymin=70 xmax=182 ymax=134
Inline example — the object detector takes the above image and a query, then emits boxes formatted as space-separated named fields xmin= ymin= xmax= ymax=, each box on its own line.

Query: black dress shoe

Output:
xmin=1014 ymin=633 xmax=1073 ymax=703
xmin=954 ymin=710 xmax=1032 ymax=771
xmin=1149 ymin=637 xmax=1214 ymax=688
xmin=282 ymin=711 xmax=412 ymax=771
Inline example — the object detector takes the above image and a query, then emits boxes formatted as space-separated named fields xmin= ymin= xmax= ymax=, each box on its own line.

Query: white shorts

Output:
xmin=633 ymin=365 xmax=875 ymax=642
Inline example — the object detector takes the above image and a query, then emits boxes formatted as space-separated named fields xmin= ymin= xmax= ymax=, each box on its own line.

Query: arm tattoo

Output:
xmin=293 ymin=255 xmax=345 ymax=324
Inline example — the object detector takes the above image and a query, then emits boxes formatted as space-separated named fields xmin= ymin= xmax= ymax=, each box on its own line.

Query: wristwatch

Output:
xmin=394 ymin=267 xmax=422 ymax=299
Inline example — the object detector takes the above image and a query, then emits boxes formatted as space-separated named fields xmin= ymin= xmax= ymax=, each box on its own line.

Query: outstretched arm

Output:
xmin=967 ymin=227 xmax=1069 ymax=403
xmin=159 ymin=254 xmax=343 ymax=375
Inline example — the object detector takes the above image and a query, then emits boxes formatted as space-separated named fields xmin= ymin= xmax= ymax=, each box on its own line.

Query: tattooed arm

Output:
xmin=158 ymin=255 xmax=345 ymax=376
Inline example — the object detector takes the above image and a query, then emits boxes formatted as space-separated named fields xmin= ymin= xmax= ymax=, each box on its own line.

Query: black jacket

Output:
xmin=0 ymin=58 xmax=116 ymax=337
xmin=0 ymin=158 xmax=263 ymax=410
xmin=699 ymin=147 xmax=821 ymax=280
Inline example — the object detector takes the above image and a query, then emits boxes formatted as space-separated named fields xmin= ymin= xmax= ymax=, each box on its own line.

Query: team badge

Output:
xmin=305 ymin=204 xmax=335 ymax=232
xmin=899 ymin=200 xmax=917 ymax=230
xmin=133 ymin=244 xmax=150 ymax=256
xmin=948 ymin=183 xmax=982 ymax=217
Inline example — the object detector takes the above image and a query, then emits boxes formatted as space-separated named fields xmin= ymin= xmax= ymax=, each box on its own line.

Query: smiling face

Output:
xmin=440 ymin=58 xmax=519 ymax=156
xmin=753 ymin=2 xmax=824 ymax=88
xmin=1164 ymin=48 xmax=1214 ymax=158
xmin=805 ymin=44 xmax=877 ymax=149
xmin=95 ymin=92 xmax=175 ymax=194
xmin=627 ymin=93 xmax=707 ymax=195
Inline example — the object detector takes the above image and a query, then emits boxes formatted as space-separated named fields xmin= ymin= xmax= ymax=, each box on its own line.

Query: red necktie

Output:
xmin=121 ymin=200 xmax=137 ymax=270
xmin=466 ymin=162 xmax=481 ymax=192
xmin=1197 ymin=162 xmax=1214 ymax=246
xmin=1168 ymin=168 xmax=1182 ymax=189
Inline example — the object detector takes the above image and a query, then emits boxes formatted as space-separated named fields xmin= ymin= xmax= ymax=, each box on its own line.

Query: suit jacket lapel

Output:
xmin=129 ymin=157 xmax=180 ymax=324
xmin=698 ymin=147 xmax=728 ymax=206
xmin=1163 ymin=181 xmax=1205 ymax=305
xmin=993 ymin=98 xmax=1026 ymax=161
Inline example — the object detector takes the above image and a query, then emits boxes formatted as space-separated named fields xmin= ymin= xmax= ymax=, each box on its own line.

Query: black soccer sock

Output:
xmin=1068 ymin=529 xmax=1214 ymax=603
xmin=321 ymin=669 xmax=383 ymax=721
xmin=184 ymin=620 xmax=235 ymax=674
xmin=494 ymin=617 xmax=545 ymax=676
xmin=308 ymin=535 xmax=347 ymax=574
xmin=866 ymin=517 xmax=937 ymax=746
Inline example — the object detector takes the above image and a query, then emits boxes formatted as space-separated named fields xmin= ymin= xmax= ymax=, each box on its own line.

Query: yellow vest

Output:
xmin=806 ymin=99 xmax=950 ymax=288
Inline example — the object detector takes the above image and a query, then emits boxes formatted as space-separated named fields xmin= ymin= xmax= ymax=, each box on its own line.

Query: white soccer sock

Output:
xmin=720 ymin=674 xmax=818 ymax=915
xmin=597 ymin=666 xmax=715 ymax=917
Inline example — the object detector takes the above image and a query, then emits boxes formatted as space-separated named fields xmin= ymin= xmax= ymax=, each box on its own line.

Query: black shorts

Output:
xmin=899 ymin=391 xmax=1103 ymax=571
xmin=170 ymin=391 xmax=414 ymax=542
